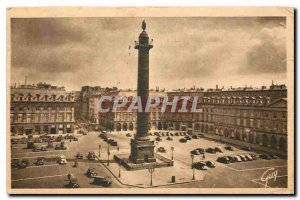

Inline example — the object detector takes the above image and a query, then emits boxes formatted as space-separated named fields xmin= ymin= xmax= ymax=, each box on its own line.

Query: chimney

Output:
xmin=25 ymin=75 xmax=27 ymax=86
xmin=216 ymin=84 xmax=218 ymax=90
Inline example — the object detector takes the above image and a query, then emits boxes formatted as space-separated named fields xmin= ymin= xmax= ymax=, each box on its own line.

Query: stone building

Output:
xmin=98 ymin=90 xmax=166 ymax=132
xmin=10 ymin=83 xmax=75 ymax=135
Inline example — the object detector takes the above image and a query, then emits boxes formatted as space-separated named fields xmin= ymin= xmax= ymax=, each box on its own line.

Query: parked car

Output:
xmin=192 ymin=135 xmax=198 ymax=139
xmin=157 ymin=147 xmax=167 ymax=153
xmin=40 ymin=146 xmax=47 ymax=151
xmin=35 ymin=157 xmax=45 ymax=165
xmin=224 ymin=145 xmax=234 ymax=151
xmin=259 ymin=153 xmax=272 ymax=160
xmin=185 ymin=136 xmax=192 ymax=140
xmin=191 ymin=149 xmax=201 ymax=155
xmin=217 ymin=157 xmax=230 ymax=164
xmin=214 ymin=147 xmax=223 ymax=153
xmin=86 ymin=168 xmax=97 ymax=178
xmin=205 ymin=161 xmax=216 ymax=168
xmin=245 ymin=154 xmax=253 ymax=161
xmin=250 ymin=154 xmax=258 ymax=160
xmin=196 ymin=148 xmax=205 ymax=154
xmin=227 ymin=156 xmax=235 ymax=163
xmin=239 ymin=155 xmax=247 ymax=162
xmin=19 ymin=159 xmax=29 ymax=169
xmin=66 ymin=178 xmax=80 ymax=188
xmin=193 ymin=161 xmax=208 ymax=170
xmin=206 ymin=148 xmax=216 ymax=154
xmin=161 ymin=133 xmax=165 ymax=137
xmin=268 ymin=153 xmax=278 ymax=159
xmin=175 ymin=132 xmax=179 ymax=136
xmin=58 ymin=155 xmax=68 ymax=165
xmin=166 ymin=136 xmax=173 ymax=141
xmin=11 ymin=159 xmax=19 ymax=169
xmin=155 ymin=137 xmax=162 ymax=142
xmin=88 ymin=152 xmax=96 ymax=160
xmin=93 ymin=176 xmax=112 ymax=187
xmin=179 ymin=138 xmax=187 ymax=143
xmin=110 ymin=141 xmax=118 ymax=146
xmin=170 ymin=133 xmax=174 ymax=136
xmin=166 ymin=133 xmax=169 ymax=136
xmin=232 ymin=155 xmax=242 ymax=162
xmin=73 ymin=137 xmax=78 ymax=141
xmin=76 ymin=153 xmax=83 ymax=159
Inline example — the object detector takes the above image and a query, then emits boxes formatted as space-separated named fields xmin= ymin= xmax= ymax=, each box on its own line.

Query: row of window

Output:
xmin=10 ymin=113 xmax=73 ymax=123
xmin=11 ymin=106 xmax=73 ymax=112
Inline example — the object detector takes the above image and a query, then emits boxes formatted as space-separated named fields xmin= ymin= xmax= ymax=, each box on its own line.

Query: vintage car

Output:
xmin=193 ymin=162 xmax=208 ymax=170
xmin=76 ymin=153 xmax=83 ymax=159
xmin=224 ymin=145 xmax=234 ymax=151
xmin=157 ymin=147 xmax=167 ymax=153
xmin=66 ymin=178 xmax=80 ymax=188
xmin=11 ymin=159 xmax=19 ymax=169
xmin=179 ymin=138 xmax=187 ymax=143
xmin=86 ymin=168 xmax=97 ymax=178
xmin=205 ymin=161 xmax=216 ymax=168
xmin=93 ymin=176 xmax=112 ymax=187
xmin=217 ymin=156 xmax=230 ymax=164
xmin=88 ymin=152 xmax=96 ymax=160
xmin=58 ymin=155 xmax=68 ymax=165
xmin=35 ymin=157 xmax=45 ymax=165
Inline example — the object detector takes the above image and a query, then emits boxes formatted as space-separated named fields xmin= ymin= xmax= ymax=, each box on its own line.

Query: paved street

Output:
xmin=11 ymin=131 xmax=287 ymax=188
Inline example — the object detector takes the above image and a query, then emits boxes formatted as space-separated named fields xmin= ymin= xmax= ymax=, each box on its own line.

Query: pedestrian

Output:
xmin=67 ymin=173 xmax=71 ymax=181
xmin=203 ymin=154 xmax=205 ymax=160
xmin=70 ymin=139 xmax=72 ymax=143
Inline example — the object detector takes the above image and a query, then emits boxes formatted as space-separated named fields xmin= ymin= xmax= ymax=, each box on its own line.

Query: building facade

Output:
xmin=10 ymin=83 xmax=75 ymax=135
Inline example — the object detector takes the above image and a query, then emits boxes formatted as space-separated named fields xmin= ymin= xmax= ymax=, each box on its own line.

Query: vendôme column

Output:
xmin=129 ymin=20 xmax=156 ymax=164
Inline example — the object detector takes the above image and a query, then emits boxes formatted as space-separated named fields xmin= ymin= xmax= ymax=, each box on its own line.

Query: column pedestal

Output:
xmin=129 ymin=139 xmax=156 ymax=164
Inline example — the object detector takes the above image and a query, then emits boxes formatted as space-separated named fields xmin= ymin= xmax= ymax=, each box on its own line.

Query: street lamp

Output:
xmin=191 ymin=154 xmax=195 ymax=180
xmin=118 ymin=160 xmax=122 ymax=178
xmin=148 ymin=166 xmax=155 ymax=186
xmin=98 ymin=144 xmax=101 ymax=157
xmin=171 ymin=146 xmax=174 ymax=160
xmin=107 ymin=143 xmax=110 ymax=166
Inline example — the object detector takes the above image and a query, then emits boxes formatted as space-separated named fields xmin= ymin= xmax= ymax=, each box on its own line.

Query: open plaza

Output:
xmin=10 ymin=129 xmax=287 ymax=189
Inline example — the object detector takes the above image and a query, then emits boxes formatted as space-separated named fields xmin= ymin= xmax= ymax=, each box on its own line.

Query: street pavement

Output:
xmin=10 ymin=130 xmax=287 ymax=189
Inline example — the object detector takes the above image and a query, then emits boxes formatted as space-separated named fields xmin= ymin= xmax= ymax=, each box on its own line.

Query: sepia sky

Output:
xmin=11 ymin=17 xmax=287 ymax=91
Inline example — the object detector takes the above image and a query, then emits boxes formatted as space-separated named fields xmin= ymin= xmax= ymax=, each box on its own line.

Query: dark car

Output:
xmin=217 ymin=157 xmax=230 ymax=164
xmin=19 ymin=159 xmax=29 ymax=169
xmin=35 ymin=157 xmax=45 ymax=165
xmin=166 ymin=136 xmax=173 ymax=141
xmin=179 ymin=138 xmax=187 ymax=143
xmin=196 ymin=148 xmax=205 ymax=154
xmin=238 ymin=155 xmax=247 ymax=162
xmin=40 ymin=146 xmax=47 ymax=151
xmin=259 ymin=153 xmax=272 ymax=160
xmin=157 ymin=147 xmax=167 ymax=153
xmin=73 ymin=137 xmax=78 ymax=141
xmin=86 ymin=168 xmax=97 ymax=178
xmin=166 ymin=133 xmax=170 ymax=136
xmin=88 ymin=152 xmax=96 ymax=160
xmin=205 ymin=161 xmax=216 ymax=168
xmin=76 ymin=153 xmax=83 ymax=159
xmin=66 ymin=178 xmax=80 ymax=188
xmin=227 ymin=156 xmax=235 ymax=163
xmin=110 ymin=141 xmax=118 ymax=146
xmin=192 ymin=135 xmax=198 ymax=139
xmin=185 ymin=136 xmax=192 ymax=140
xmin=191 ymin=149 xmax=201 ymax=155
xmin=245 ymin=154 xmax=253 ymax=161
xmin=268 ymin=153 xmax=278 ymax=159
xmin=193 ymin=162 xmax=208 ymax=170
xmin=224 ymin=145 xmax=234 ymax=151
xmin=107 ymin=139 xmax=114 ymax=144
xmin=170 ymin=133 xmax=174 ymax=136
xmin=206 ymin=148 xmax=216 ymax=154
xmin=93 ymin=176 xmax=112 ymax=187
xmin=175 ymin=132 xmax=179 ymax=136
xmin=214 ymin=147 xmax=223 ymax=153
xmin=155 ymin=137 xmax=162 ymax=142
xmin=161 ymin=133 xmax=165 ymax=137
xmin=11 ymin=159 xmax=19 ymax=169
